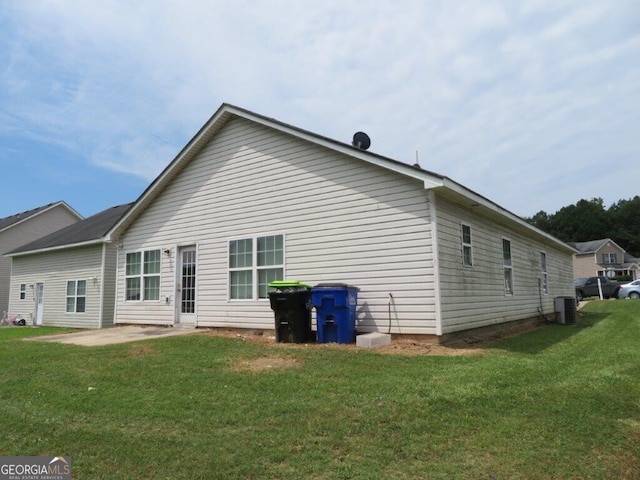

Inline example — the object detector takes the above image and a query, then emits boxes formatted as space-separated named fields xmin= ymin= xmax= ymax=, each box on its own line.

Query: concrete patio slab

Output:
xmin=24 ymin=325 xmax=205 ymax=346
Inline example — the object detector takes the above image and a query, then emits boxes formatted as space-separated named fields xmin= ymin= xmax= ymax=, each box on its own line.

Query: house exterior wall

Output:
xmin=8 ymin=245 xmax=106 ymax=328
xmin=572 ymin=241 xmax=626 ymax=279
xmin=435 ymin=195 xmax=575 ymax=335
xmin=595 ymin=242 xmax=625 ymax=272
xmin=114 ymin=118 xmax=438 ymax=334
xmin=0 ymin=205 xmax=80 ymax=315
xmin=100 ymin=243 xmax=118 ymax=327
xmin=573 ymin=254 xmax=597 ymax=279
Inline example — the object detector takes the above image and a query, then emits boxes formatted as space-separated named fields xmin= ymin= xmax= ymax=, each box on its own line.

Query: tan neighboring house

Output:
xmin=0 ymin=202 xmax=82 ymax=316
xmin=5 ymin=204 xmax=131 ymax=328
xmin=571 ymin=239 xmax=640 ymax=280
xmin=105 ymin=103 xmax=576 ymax=341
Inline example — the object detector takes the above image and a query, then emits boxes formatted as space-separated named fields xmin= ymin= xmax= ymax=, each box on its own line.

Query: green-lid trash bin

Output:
xmin=268 ymin=280 xmax=313 ymax=343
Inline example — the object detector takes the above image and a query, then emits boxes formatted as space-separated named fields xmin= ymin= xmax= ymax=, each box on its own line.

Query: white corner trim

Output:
xmin=429 ymin=191 xmax=443 ymax=336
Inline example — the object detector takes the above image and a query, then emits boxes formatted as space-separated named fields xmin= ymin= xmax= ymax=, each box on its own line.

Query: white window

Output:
xmin=66 ymin=280 xmax=86 ymax=313
xmin=461 ymin=224 xmax=473 ymax=267
xmin=229 ymin=234 xmax=284 ymax=300
xmin=603 ymin=253 xmax=617 ymax=264
xmin=540 ymin=251 xmax=548 ymax=295
xmin=19 ymin=284 xmax=26 ymax=300
xmin=502 ymin=238 xmax=513 ymax=295
xmin=125 ymin=250 xmax=161 ymax=301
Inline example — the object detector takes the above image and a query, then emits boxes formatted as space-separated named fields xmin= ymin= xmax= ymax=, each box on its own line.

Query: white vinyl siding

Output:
xmin=435 ymin=195 xmax=575 ymax=335
xmin=115 ymin=118 xmax=437 ymax=333
xmin=0 ymin=204 xmax=80 ymax=315
xmin=100 ymin=244 xmax=118 ymax=327
xmin=7 ymin=245 xmax=106 ymax=328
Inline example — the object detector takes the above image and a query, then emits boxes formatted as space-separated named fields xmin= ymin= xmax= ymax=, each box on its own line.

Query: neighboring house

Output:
xmin=5 ymin=204 xmax=132 ymax=328
xmin=571 ymin=239 xmax=640 ymax=280
xmin=105 ymin=103 xmax=576 ymax=341
xmin=0 ymin=202 xmax=82 ymax=315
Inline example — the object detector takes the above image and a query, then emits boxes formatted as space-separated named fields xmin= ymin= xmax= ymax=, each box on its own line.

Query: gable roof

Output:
xmin=624 ymin=252 xmax=640 ymax=264
xmin=6 ymin=203 xmax=133 ymax=257
xmin=571 ymin=238 xmax=625 ymax=255
xmin=108 ymin=103 xmax=576 ymax=254
xmin=0 ymin=201 xmax=82 ymax=234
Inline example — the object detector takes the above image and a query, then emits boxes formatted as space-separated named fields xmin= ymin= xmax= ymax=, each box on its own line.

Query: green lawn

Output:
xmin=1 ymin=302 xmax=639 ymax=479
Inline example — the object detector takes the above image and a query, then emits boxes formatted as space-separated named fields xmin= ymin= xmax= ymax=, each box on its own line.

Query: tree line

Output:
xmin=525 ymin=196 xmax=640 ymax=257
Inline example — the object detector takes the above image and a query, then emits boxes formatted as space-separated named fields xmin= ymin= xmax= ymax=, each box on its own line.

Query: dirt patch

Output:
xmin=232 ymin=356 xmax=300 ymax=373
xmin=201 ymin=329 xmax=487 ymax=356
xmin=373 ymin=338 xmax=485 ymax=356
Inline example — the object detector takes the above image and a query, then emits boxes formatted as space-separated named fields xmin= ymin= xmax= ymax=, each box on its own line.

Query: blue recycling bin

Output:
xmin=311 ymin=283 xmax=359 ymax=344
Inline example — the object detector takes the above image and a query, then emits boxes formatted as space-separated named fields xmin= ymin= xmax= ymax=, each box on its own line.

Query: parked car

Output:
xmin=574 ymin=276 xmax=621 ymax=301
xmin=616 ymin=280 xmax=640 ymax=299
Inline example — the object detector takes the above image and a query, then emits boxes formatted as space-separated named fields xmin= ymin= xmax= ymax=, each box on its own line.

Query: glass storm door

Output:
xmin=177 ymin=247 xmax=197 ymax=326
xmin=35 ymin=283 xmax=44 ymax=325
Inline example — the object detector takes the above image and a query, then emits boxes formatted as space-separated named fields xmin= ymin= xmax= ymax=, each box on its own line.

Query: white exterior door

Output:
xmin=176 ymin=247 xmax=197 ymax=326
xmin=34 ymin=283 xmax=44 ymax=325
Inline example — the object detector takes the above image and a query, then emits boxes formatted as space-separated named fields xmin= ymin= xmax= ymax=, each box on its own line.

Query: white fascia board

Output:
xmin=439 ymin=178 xmax=578 ymax=254
xmin=230 ymin=106 xmax=446 ymax=189
xmin=5 ymin=238 xmax=107 ymax=258
xmin=57 ymin=201 xmax=84 ymax=221
xmin=107 ymin=108 xmax=234 ymax=239
xmin=109 ymin=104 xmax=446 ymax=239
xmin=221 ymin=105 xmax=442 ymax=188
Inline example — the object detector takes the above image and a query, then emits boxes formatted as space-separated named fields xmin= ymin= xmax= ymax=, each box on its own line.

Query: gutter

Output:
xmin=5 ymin=238 xmax=108 ymax=258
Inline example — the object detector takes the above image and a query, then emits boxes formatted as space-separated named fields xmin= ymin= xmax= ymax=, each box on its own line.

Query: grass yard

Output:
xmin=1 ymin=301 xmax=639 ymax=479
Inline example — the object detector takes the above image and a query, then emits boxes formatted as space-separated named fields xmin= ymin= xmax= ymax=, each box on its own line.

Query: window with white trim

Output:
xmin=461 ymin=224 xmax=473 ymax=267
xmin=19 ymin=284 xmax=26 ymax=300
xmin=602 ymin=253 xmax=617 ymax=264
xmin=229 ymin=234 xmax=284 ymax=300
xmin=502 ymin=238 xmax=513 ymax=295
xmin=125 ymin=249 xmax=161 ymax=301
xmin=66 ymin=280 xmax=86 ymax=313
xmin=540 ymin=251 xmax=548 ymax=295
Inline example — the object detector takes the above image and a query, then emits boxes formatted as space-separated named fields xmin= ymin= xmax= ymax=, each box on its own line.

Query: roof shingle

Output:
xmin=0 ymin=201 xmax=78 ymax=232
xmin=7 ymin=203 xmax=132 ymax=255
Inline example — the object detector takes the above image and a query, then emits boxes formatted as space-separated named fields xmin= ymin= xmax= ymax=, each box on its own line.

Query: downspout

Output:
xmin=387 ymin=293 xmax=393 ymax=334
xmin=429 ymin=191 xmax=443 ymax=336
xmin=98 ymin=243 xmax=107 ymax=328
xmin=112 ymin=239 xmax=120 ymax=326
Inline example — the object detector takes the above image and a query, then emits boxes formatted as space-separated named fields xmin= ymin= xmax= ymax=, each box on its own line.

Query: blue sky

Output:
xmin=1 ymin=0 xmax=638 ymax=220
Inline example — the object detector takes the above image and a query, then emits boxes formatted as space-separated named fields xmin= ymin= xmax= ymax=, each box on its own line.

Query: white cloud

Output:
xmin=0 ymin=0 xmax=638 ymax=215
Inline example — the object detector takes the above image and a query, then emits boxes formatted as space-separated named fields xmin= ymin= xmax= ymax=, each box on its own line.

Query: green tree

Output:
xmin=525 ymin=197 xmax=640 ymax=257
xmin=609 ymin=196 xmax=640 ymax=256
xmin=529 ymin=210 xmax=551 ymax=233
